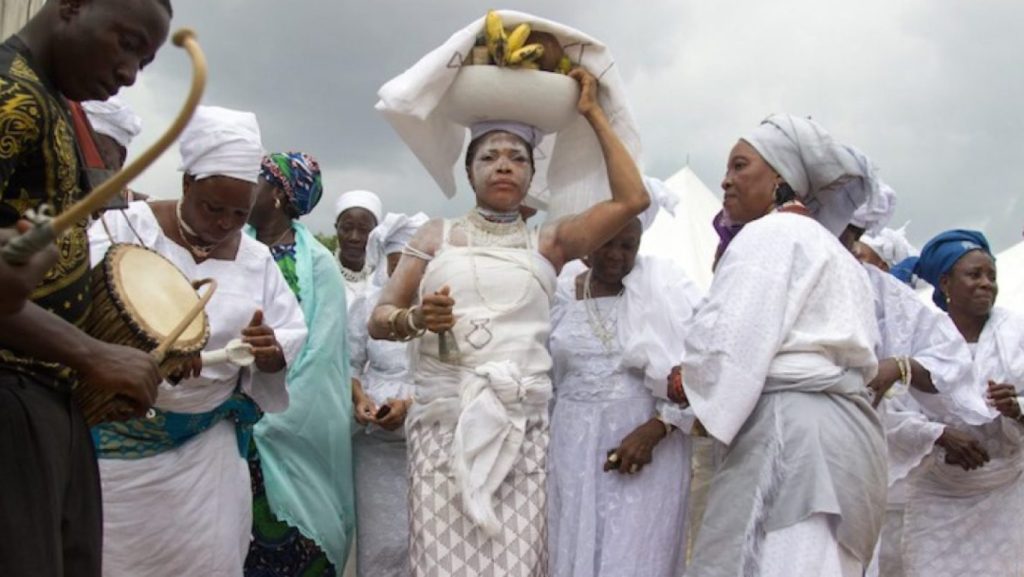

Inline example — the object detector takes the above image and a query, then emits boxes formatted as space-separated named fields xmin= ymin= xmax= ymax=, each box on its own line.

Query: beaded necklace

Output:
xmin=461 ymin=208 xmax=535 ymax=315
xmin=175 ymin=200 xmax=215 ymax=259
xmin=582 ymin=268 xmax=622 ymax=352
xmin=339 ymin=259 xmax=372 ymax=284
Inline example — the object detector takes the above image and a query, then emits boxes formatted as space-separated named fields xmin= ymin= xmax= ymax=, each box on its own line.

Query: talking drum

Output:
xmin=76 ymin=243 xmax=214 ymax=425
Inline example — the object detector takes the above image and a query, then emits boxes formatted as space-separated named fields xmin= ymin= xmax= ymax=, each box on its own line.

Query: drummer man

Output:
xmin=0 ymin=1 xmax=172 ymax=576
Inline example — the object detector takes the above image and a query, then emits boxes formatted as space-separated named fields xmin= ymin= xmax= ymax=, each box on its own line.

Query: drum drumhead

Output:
xmin=109 ymin=245 xmax=207 ymax=348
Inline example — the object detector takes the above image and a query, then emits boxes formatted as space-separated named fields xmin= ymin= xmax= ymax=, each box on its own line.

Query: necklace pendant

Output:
xmin=466 ymin=318 xmax=493 ymax=350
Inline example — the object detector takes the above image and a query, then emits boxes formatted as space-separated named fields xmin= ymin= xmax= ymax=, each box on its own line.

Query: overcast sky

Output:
xmin=120 ymin=0 xmax=1024 ymax=253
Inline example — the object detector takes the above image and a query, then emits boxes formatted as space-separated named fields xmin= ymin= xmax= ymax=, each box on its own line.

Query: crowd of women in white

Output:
xmin=77 ymin=26 xmax=1023 ymax=577
xmin=337 ymin=114 xmax=1021 ymax=577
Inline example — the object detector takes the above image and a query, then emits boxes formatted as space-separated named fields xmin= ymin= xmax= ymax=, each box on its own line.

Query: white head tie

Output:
xmin=178 ymin=105 xmax=263 ymax=184
xmin=82 ymin=96 xmax=141 ymax=148
xmin=861 ymin=223 xmax=918 ymax=267
xmin=637 ymin=176 xmax=679 ymax=232
xmin=743 ymin=114 xmax=882 ymax=236
xmin=334 ymin=190 xmax=383 ymax=224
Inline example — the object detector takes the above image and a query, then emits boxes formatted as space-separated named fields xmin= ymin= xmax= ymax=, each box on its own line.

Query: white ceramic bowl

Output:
xmin=438 ymin=66 xmax=580 ymax=133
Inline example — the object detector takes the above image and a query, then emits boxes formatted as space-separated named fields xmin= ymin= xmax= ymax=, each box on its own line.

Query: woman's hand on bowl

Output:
xmin=569 ymin=68 xmax=601 ymax=119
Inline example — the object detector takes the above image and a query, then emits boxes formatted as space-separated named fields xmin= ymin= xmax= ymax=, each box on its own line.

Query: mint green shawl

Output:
xmin=247 ymin=222 xmax=355 ymax=568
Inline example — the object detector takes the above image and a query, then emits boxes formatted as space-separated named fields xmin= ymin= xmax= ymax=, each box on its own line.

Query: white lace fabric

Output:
xmin=547 ymin=281 xmax=690 ymax=577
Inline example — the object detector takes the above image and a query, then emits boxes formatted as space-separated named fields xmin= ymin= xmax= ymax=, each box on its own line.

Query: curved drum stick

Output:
xmin=151 ymin=277 xmax=216 ymax=363
xmin=1 ymin=29 xmax=208 ymax=264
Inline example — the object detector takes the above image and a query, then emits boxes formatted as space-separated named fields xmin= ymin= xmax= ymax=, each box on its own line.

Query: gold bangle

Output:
xmin=387 ymin=308 xmax=403 ymax=339
xmin=396 ymin=309 xmax=416 ymax=342
xmin=387 ymin=308 xmax=414 ymax=342
xmin=899 ymin=356 xmax=911 ymax=385
xmin=406 ymin=305 xmax=426 ymax=337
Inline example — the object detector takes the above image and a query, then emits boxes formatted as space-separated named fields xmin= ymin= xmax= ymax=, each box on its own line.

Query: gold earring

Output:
xmin=274 ymin=198 xmax=281 ymax=210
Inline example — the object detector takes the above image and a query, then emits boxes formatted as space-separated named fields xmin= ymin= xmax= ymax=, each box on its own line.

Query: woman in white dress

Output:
xmin=681 ymin=114 xmax=887 ymax=577
xmin=835 ymin=215 xmax=984 ymax=577
xmin=900 ymin=229 xmax=1024 ymax=577
xmin=368 ymin=68 xmax=649 ymax=577
xmin=335 ymin=190 xmax=383 ymax=311
xmin=348 ymin=212 xmax=427 ymax=577
xmin=87 ymin=106 xmax=307 ymax=577
xmin=547 ymin=211 xmax=702 ymax=577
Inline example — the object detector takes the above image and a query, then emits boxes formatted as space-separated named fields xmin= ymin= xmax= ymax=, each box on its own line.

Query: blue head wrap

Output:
xmin=890 ymin=256 xmax=918 ymax=286
xmin=913 ymin=229 xmax=993 ymax=310
xmin=260 ymin=152 xmax=323 ymax=217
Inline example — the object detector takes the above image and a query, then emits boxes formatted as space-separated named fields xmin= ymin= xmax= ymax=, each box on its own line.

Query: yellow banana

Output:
xmin=485 ymin=11 xmax=508 ymax=66
xmin=507 ymin=43 xmax=545 ymax=66
xmin=557 ymin=55 xmax=573 ymax=74
xmin=519 ymin=61 xmax=541 ymax=70
xmin=507 ymin=23 xmax=531 ymax=54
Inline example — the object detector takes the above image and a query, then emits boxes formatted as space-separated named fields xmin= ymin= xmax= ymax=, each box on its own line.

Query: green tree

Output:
xmin=314 ymin=233 xmax=338 ymax=254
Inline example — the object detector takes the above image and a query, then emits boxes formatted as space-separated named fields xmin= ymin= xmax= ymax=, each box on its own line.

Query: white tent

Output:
xmin=1 ymin=0 xmax=45 ymax=39
xmin=640 ymin=165 xmax=721 ymax=292
xmin=996 ymin=240 xmax=1024 ymax=313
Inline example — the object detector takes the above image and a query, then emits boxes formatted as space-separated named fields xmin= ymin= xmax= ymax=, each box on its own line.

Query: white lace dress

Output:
xmin=902 ymin=308 xmax=1024 ymax=577
xmin=348 ymin=286 xmax=412 ymax=577
xmin=862 ymin=264 xmax=976 ymax=577
xmin=547 ymin=279 xmax=690 ymax=577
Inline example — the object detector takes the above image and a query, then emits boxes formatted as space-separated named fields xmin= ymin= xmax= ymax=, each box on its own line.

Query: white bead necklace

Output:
xmin=337 ymin=253 xmax=372 ymax=284
xmin=461 ymin=209 xmax=536 ymax=315
xmin=582 ymin=268 xmax=621 ymax=353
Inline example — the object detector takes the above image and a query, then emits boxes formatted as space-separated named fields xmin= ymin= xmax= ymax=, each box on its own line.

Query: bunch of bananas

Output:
xmin=481 ymin=10 xmax=571 ymax=73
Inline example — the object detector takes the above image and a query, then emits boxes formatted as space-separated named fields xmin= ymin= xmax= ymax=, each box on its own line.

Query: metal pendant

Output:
xmin=466 ymin=318 xmax=493 ymax=350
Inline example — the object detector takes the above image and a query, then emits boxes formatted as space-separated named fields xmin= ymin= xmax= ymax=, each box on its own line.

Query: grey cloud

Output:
xmin=123 ymin=0 xmax=1023 ymax=254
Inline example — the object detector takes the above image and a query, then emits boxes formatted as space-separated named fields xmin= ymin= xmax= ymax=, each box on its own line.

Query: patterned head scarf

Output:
xmin=260 ymin=152 xmax=324 ymax=217
xmin=914 ymin=229 xmax=993 ymax=310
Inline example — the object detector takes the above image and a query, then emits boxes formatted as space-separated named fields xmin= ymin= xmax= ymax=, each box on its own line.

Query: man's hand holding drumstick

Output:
xmin=0 ymin=222 xmax=59 ymax=315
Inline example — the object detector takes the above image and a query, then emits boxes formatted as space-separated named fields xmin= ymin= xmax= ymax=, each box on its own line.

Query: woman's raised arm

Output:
xmin=540 ymin=68 xmax=649 ymax=270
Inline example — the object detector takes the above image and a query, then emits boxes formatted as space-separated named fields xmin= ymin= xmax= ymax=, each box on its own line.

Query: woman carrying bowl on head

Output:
xmin=369 ymin=65 xmax=648 ymax=576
